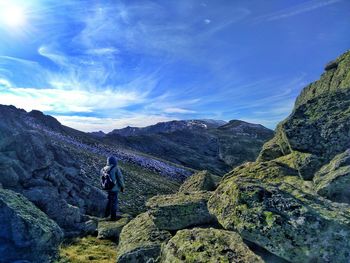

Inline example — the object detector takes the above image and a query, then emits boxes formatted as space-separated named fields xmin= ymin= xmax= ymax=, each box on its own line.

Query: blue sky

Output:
xmin=0 ymin=0 xmax=349 ymax=132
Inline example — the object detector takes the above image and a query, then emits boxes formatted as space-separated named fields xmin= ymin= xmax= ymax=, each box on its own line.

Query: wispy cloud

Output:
xmin=0 ymin=85 xmax=148 ymax=113
xmin=163 ymin=107 xmax=196 ymax=114
xmin=256 ymin=0 xmax=342 ymax=22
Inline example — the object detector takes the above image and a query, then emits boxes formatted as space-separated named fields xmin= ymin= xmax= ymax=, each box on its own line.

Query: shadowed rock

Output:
xmin=97 ymin=215 xmax=131 ymax=241
xmin=0 ymin=189 xmax=63 ymax=263
xmin=314 ymin=149 xmax=350 ymax=203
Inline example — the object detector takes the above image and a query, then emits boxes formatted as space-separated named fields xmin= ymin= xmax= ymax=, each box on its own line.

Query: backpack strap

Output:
xmin=108 ymin=165 xmax=116 ymax=175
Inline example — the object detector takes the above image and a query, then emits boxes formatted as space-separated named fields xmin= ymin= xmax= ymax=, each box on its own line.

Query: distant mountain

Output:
xmin=109 ymin=119 xmax=228 ymax=137
xmin=89 ymin=130 xmax=106 ymax=137
xmin=103 ymin=119 xmax=274 ymax=175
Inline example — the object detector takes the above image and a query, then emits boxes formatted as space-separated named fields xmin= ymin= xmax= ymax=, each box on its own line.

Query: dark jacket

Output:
xmin=101 ymin=157 xmax=125 ymax=192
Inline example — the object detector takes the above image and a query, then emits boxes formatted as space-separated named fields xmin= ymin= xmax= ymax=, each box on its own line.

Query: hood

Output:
xmin=107 ymin=156 xmax=118 ymax=166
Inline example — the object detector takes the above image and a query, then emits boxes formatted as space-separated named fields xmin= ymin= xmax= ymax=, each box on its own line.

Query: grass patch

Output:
xmin=57 ymin=236 xmax=117 ymax=263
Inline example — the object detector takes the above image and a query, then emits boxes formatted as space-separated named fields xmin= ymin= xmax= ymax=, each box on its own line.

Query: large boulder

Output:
xmin=179 ymin=170 xmax=220 ymax=193
xmin=314 ymin=149 xmax=350 ymax=203
xmin=258 ymin=50 xmax=350 ymax=180
xmin=0 ymin=189 xmax=63 ymax=263
xmin=146 ymin=191 xmax=217 ymax=231
xmin=116 ymin=212 xmax=172 ymax=263
xmin=208 ymin=177 xmax=350 ymax=263
xmin=0 ymin=128 xmax=106 ymax=235
xmin=160 ymin=228 xmax=264 ymax=263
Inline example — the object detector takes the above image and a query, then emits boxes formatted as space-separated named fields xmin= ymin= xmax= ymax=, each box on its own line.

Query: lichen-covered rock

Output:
xmin=160 ymin=228 xmax=264 ymax=263
xmin=258 ymin=50 xmax=350 ymax=181
xmin=274 ymin=151 xmax=322 ymax=180
xmin=116 ymin=212 xmax=172 ymax=263
xmin=97 ymin=215 xmax=131 ymax=241
xmin=179 ymin=170 xmax=220 ymax=193
xmin=208 ymin=177 xmax=350 ymax=263
xmin=0 ymin=189 xmax=63 ymax=263
xmin=314 ymin=149 xmax=350 ymax=203
xmin=146 ymin=191 xmax=216 ymax=230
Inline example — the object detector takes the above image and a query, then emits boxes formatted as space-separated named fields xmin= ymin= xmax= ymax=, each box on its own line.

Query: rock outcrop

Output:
xmin=116 ymin=212 xmax=172 ymax=263
xmin=258 ymin=51 xmax=350 ymax=180
xmin=179 ymin=170 xmax=220 ymax=193
xmin=0 ymin=189 xmax=63 ymax=263
xmin=161 ymin=228 xmax=264 ymax=263
xmin=146 ymin=191 xmax=217 ymax=231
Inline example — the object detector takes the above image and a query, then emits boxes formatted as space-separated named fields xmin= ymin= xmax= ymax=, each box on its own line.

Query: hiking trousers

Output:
xmin=105 ymin=191 xmax=118 ymax=219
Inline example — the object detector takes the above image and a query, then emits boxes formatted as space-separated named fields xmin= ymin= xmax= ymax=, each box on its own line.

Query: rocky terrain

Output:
xmin=0 ymin=103 xmax=271 ymax=261
xmin=99 ymin=50 xmax=350 ymax=263
xmin=101 ymin=119 xmax=273 ymax=175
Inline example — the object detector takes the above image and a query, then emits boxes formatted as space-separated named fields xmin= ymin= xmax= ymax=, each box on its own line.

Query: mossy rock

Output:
xmin=275 ymin=151 xmax=322 ymax=180
xmin=258 ymin=50 xmax=350 ymax=178
xmin=257 ymin=123 xmax=290 ymax=162
xmin=179 ymin=170 xmax=221 ymax=193
xmin=0 ymin=188 xmax=63 ymax=262
xmin=224 ymin=160 xmax=296 ymax=181
xmin=295 ymin=50 xmax=350 ymax=107
xmin=208 ymin=177 xmax=350 ymax=263
xmin=160 ymin=228 xmax=264 ymax=263
xmin=97 ymin=215 xmax=131 ymax=241
xmin=146 ymin=191 xmax=217 ymax=231
xmin=116 ymin=212 xmax=171 ymax=263
xmin=314 ymin=150 xmax=350 ymax=203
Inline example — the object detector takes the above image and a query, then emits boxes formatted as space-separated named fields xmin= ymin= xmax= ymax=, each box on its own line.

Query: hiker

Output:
xmin=100 ymin=156 xmax=125 ymax=221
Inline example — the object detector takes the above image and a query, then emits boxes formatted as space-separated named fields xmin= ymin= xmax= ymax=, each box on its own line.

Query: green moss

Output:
xmin=264 ymin=211 xmax=276 ymax=228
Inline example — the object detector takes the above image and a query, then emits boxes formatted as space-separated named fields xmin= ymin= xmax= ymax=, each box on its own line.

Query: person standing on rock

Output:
xmin=101 ymin=156 xmax=125 ymax=221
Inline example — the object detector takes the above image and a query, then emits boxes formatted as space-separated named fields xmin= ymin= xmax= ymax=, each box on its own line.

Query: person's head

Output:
xmin=107 ymin=156 xmax=118 ymax=166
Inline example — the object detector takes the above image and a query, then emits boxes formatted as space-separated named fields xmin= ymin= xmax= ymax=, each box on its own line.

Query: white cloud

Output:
xmin=54 ymin=115 xmax=176 ymax=132
xmin=204 ymin=19 xmax=211 ymax=24
xmin=163 ymin=107 xmax=196 ymax=114
xmin=86 ymin=47 xmax=119 ymax=56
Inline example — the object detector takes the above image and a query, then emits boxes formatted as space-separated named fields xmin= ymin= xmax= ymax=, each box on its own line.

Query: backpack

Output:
xmin=101 ymin=166 xmax=115 ymax=190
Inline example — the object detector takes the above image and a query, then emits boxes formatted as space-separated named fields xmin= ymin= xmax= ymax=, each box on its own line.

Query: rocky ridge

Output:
xmin=104 ymin=119 xmax=274 ymax=175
